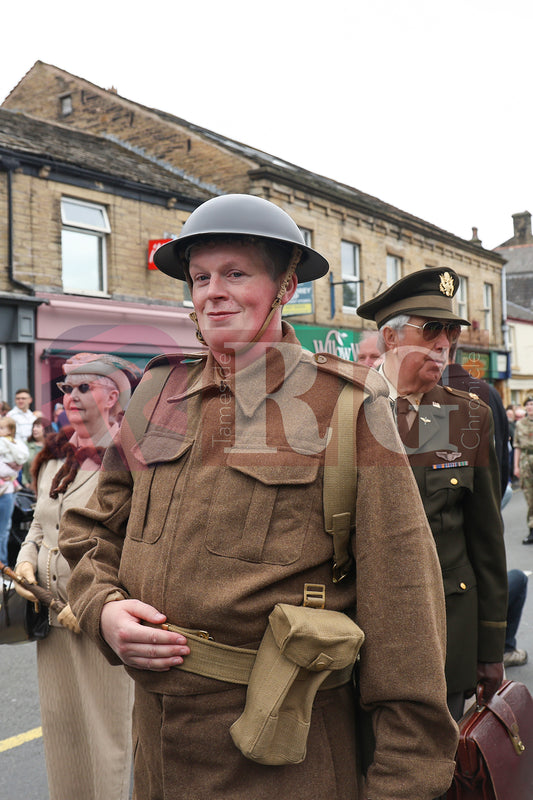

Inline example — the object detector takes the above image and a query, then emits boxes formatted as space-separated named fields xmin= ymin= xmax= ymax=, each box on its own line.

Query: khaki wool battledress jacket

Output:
xmin=60 ymin=324 xmax=458 ymax=800
xmin=395 ymin=383 xmax=508 ymax=694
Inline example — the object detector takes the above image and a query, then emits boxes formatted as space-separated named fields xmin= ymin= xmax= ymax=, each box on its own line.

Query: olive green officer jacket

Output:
xmin=399 ymin=383 xmax=507 ymax=694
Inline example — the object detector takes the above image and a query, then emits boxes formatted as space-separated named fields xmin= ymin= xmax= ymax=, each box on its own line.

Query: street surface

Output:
xmin=1 ymin=488 xmax=532 ymax=799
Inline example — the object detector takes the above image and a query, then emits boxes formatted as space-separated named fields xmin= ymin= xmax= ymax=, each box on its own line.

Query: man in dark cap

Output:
xmin=358 ymin=267 xmax=507 ymax=722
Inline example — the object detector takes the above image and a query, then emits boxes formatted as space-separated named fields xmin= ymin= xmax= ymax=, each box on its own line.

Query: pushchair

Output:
xmin=7 ymin=487 xmax=36 ymax=567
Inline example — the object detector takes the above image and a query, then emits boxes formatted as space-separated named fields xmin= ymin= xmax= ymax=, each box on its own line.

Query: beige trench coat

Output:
xmin=61 ymin=325 xmax=458 ymax=800
xmin=17 ymin=430 xmax=134 ymax=800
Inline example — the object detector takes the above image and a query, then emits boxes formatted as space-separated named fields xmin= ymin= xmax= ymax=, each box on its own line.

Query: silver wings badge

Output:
xmin=436 ymin=451 xmax=462 ymax=462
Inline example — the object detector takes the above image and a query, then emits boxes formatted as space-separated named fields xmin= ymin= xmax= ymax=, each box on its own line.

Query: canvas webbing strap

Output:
xmin=142 ymin=621 xmax=353 ymax=688
xmin=123 ymin=362 xmax=176 ymax=444
xmin=323 ymin=382 xmax=360 ymax=583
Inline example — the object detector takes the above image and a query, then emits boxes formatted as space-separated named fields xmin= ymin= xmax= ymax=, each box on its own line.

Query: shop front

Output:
xmin=292 ymin=324 xmax=364 ymax=362
xmin=456 ymin=347 xmax=511 ymax=400
xmin=0 ymin=292 xmax=45 ymax=407
xmin=35 ymin=293 xmax=201 ymax=419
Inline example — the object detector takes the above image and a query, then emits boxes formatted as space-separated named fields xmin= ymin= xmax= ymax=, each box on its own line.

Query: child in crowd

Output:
xmin=0 ymin=416 xmax=29 ymax=565
xmin=22 ymin=417 xmax=52 ymax=490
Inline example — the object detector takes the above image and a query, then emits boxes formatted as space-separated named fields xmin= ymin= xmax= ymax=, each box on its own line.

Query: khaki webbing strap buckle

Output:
xmin=303 ymin=583 xmax=326 ymax=608
xmin=331 ymin=512 xmax=352 ymax=583
xmin=323 ymin=382 xmax=360 ymax=582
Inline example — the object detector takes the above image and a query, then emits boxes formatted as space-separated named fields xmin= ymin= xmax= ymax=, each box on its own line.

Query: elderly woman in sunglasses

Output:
xmin=358 ymin=268 xmax=507 ymax=735
xmin=14 ymin=353 xmax=141 ymax=800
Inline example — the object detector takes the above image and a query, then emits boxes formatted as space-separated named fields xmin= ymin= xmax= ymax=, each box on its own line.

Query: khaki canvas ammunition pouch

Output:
xmin=229 ymin=603 xmax=364 ymax=765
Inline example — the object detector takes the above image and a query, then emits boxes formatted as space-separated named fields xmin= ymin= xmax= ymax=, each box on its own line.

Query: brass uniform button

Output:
xmin=450 ymin=477 xmax=458 ymax=485
xmin=460 ymin=582 xmax=467 ymax=590
xmin=315 ymin=354 xmax=328 ymax=364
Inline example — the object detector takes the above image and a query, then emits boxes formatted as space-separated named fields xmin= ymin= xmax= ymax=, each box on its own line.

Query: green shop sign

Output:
xmin=292 ymin=324 xmax=362 ymax=362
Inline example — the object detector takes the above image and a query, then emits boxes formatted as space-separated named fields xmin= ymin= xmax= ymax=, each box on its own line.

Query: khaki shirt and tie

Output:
xmin=379 ymin=366 xmax=422 ymax=444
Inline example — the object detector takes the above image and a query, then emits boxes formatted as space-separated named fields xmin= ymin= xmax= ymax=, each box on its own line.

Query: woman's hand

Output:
xmin=14 ymin=561 xmax=38 ymax=601
xmin=57 ymin=603 xmax=81 ymax=634
xmin=100 ymin=599 xmax=190 ymax=672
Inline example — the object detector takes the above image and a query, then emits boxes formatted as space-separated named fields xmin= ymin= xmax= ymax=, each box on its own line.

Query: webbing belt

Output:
xmin=143 ymin=621 xmax=354 ymax=689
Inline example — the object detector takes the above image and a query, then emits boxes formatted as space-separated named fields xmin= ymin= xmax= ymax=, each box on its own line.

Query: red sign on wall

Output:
xmin=147 ymin=239 xmax=172 ymax=270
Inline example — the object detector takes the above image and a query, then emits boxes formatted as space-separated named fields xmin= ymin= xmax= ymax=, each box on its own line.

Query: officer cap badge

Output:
xmin=439 ymin=272 xmax=455 ymax=297
xmin=357 ymin=267 xmax=470 ymax=327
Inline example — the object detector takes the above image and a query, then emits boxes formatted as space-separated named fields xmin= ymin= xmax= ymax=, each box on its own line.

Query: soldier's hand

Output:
xmin=476 ymin=661 xmax=504 ymax=704
xmin=100 ymin=599 xmax=190 ymax=672
xmin=14 ymin=561 xmax=38 ymax=601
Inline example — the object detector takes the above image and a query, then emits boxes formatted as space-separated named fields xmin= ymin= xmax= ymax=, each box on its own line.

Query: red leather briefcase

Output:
xmin=447 ymin=680 xmax=533 ymax=800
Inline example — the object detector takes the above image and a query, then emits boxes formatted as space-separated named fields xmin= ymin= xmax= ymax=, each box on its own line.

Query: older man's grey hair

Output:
xmin=376 ymin=314 xmax=410 ymax=353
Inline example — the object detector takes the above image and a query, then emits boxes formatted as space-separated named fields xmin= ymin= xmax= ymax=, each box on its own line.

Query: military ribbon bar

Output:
xmin=431 ymin=461 xmax=469 ymax=469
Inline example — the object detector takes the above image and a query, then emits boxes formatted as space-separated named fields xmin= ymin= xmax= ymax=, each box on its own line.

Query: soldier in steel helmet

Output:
xmin=59 ymin=195 xmax=458 ymax=799
xmin=358 ymin=269 xmax=508 ymax=725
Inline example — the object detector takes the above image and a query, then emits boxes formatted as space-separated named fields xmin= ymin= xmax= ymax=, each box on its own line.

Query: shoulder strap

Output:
xmin=121 ymin=362 xmax=175 ymax=446
xmin=323 ymin=382 xmax=363 ymax=583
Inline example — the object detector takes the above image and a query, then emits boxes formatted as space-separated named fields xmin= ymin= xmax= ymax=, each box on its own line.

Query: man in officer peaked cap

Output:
xmin=358 ymin=267 xmax=507 ymax=725
xmin=358 ymin=267 xmax=470 ymax=328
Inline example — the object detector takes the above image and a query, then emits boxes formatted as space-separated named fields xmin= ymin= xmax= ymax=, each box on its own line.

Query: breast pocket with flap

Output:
xmin=204 ymin=450 xmax=321 ymax=565
xmin=127 ymin=431 xmax=193 ymax=544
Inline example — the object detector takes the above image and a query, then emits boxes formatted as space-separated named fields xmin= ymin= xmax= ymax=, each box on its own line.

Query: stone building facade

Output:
xmin=2 ymin=60 xmax=508 ymax=391
xmin=0 ymin=107 xmax=213 ymax=413
xmin=495 ymin=211 xmax=533 ymax=403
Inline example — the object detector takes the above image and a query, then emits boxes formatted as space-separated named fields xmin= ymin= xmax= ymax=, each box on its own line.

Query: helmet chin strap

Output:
xmin=187 ymin=246 xmax=301 ymax=354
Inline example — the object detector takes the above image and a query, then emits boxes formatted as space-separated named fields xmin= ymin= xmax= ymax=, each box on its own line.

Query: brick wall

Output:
xmin=1 ymin=168 xmax=191 ymax=305
xmin=256 ymin=180 xmax=503 ymax=340
xmin=3 ymin=61 xmax=504 ymax=346
xmin=3 ymin=62 xmax=253 ymax=193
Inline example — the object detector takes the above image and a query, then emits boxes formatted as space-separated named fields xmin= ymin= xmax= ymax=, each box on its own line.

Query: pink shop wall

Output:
xmin=34 ymin=293 xmax=202 ymax=419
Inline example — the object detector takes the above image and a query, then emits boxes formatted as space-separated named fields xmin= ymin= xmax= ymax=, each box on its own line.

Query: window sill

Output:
xmin=62 ymin=289 xmax=111 ymax=299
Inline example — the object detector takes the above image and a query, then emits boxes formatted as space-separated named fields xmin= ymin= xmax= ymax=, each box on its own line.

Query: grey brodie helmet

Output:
xmin=153 ymin=194 xmax=329 ymax=283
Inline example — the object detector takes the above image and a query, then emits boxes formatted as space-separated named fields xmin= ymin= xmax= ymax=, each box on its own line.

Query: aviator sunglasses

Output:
xmin=57 ymin=381 xmax=99 ymax=395
xmin=404 ymin=320 xmax=461 ymax=344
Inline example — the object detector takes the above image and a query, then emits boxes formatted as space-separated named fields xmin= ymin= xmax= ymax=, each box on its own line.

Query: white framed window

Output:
xmin=299 ymin=228 xmax=312 ymax=247
xmin=456 ymin=276 xmax=468 ymax=321
xmin=341 ymin=241 xmax=361 ymax=312
xmin=483 ymin=282 xmax=493 ymax=335
xmin=0 ymin=345 xmax=7 ymax=403
xmin=61 ymin=198 xmax=110 ymax=294
xmin=386 ymin=254 xmax=402 ymax=286
xmin=60 ymin=94 xmax=73 ymax=116
xmin=182 ymin=283 xmax=193 ymax=305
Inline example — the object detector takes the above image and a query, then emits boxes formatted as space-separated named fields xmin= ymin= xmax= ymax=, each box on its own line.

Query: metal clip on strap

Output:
xmin=303 ymin=583 xmax=326 ymax=609
xmin=323 ymin=382 xmax=358 ymax=582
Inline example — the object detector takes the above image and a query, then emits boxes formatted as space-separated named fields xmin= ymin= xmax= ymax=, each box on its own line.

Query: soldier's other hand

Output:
xmin=14 ymin=561 xmax=38 ymax=601
xmin=57 ymin=603 xmax=81 ymax=634
xmin=100 ymin=599 xmax=190 ymax=672
xmin=476 ymin=661 xmax=504 ymax=704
